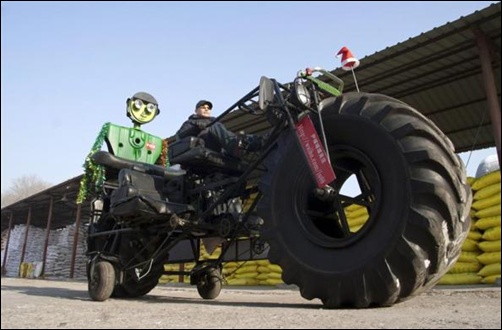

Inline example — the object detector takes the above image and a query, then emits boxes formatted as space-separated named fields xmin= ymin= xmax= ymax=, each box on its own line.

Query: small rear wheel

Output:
xmin=196 ymin=267 xmax=222 ymax=300
xmin=88 ymin=260 xmax=115 ymax=302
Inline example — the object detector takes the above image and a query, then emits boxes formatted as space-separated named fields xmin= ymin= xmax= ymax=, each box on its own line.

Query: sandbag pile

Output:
xmin=470 ymin=170 xmax=501 ymax=284
xmin=343 ymin=204 xmax=369 ymax=233
xmin=159 ymin=242 xmax=284 ymax=286
xmin=439 ymin=170 xmax=501 ymax=285
xmin=1 ymin=223 xmax=88 ymax=279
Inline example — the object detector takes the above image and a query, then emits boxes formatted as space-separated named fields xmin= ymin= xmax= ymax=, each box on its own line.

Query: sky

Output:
xmin=1 ymin=1 xmax=499 ymax=193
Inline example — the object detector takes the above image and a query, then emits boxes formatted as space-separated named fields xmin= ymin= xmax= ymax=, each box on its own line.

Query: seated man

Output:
xmin=174 ymin=100 xmax=264 ymax=158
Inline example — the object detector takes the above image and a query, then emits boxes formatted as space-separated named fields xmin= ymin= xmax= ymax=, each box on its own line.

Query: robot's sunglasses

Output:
xmin=133 ymin=99 xmax=157 ymax=113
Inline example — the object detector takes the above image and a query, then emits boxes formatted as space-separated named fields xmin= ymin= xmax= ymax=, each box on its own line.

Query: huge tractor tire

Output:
xmin=257 ymin=92 xmax=472 ymax=308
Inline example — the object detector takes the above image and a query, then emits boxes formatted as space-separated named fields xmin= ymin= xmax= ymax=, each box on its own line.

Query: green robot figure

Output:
xmin=77 ymin=92 xmax=168 ymax=203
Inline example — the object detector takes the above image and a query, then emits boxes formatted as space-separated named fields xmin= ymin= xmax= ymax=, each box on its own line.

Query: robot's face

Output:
xmin=127 ymin=98 xmax=159 ymax=125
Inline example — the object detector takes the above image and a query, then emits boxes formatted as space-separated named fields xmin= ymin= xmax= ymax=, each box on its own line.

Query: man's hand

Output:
xmin=194 ymin=118 xmax=211 ymax=129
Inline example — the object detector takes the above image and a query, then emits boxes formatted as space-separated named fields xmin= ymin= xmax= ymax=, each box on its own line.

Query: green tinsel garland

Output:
xmin=76 ymin=122 xmax=110 ymax=204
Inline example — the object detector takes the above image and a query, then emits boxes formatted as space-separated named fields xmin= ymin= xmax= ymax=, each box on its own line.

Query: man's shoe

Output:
xmin=241 ymin=134 xmax=267 ymax=152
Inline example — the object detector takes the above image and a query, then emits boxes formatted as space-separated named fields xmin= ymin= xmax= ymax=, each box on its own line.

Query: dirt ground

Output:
xmin=1 ymin=277 xmax=500 ymax=329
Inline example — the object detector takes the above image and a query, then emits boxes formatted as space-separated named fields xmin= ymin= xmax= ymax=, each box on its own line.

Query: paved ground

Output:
xmin=1 ymin=277 xmax=500 ymax=329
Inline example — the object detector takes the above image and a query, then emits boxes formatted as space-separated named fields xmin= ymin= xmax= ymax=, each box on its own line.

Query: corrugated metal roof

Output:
xmin=329 ymin=2 xmax=501 ymax=153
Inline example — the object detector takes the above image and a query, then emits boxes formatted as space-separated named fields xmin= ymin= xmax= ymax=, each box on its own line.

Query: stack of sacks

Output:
xmin=224 ymin=259 xmax=283 ymax=286
xmin=438 ymin=214 xmax=484 ymax=284
xmin=159 ymin=242 xmax=220 ymax=284
xmin=159 ymin=263 xmax=185 ymax=284
xmin=471 ymin=170 xmax=501 ymax=284
xmin=255 ymin=260 xmax=283 ymax=286
xmin=224 ymin=260 xmax=260 ymax=285
xmin=343 ymin=204 xmax=369 ymax=232
xmin=159 ymin=262 xmax=195 ymax=284
xmin=438 ymin=170 xmax=501 ymax=285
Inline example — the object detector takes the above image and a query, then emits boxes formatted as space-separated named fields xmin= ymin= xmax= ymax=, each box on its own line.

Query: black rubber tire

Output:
xmin=196 ymin=267 xmax=222 ymax=300
xmin=113 ymin=264 xmax=164 ymax=298
xmin=257 ymin=92 xmax=472 ymax=308
xmin=88 ymin=260 xmax=116 ymax=302
xmin=112 ymin=231 xmax=165 ymax=298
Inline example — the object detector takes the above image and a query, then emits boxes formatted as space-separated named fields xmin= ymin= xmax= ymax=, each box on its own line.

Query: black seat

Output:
xmin=168 ymin=137 xmax=247 ymax=175
xmin=92 ymin=151 xmax=186 ymax=180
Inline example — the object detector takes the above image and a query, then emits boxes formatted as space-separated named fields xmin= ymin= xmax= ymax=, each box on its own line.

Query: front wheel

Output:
xmin=195 ymin=267 xmax=222 ymax=300
xmin=257 ymin=92 xmax=472 ymax=308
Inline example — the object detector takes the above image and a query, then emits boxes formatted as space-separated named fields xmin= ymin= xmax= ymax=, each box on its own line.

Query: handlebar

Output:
xmin=297 ymin=67 xmax=344 ymax=97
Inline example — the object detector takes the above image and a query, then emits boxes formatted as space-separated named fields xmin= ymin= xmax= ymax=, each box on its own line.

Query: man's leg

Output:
xmin=206 ymin=123 xmax=240 ymax=156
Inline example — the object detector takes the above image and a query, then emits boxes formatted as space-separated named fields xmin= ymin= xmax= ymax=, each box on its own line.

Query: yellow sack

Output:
xmin=345 ymin=204 xmax=363 ymax=212
xmin=235 ymin=265 xmax=258 ymax=274
xmin=267 ymin=264 xmax=282 ymax=273
xmin=482 ymin=226 xmax=501 ymax=241
xmin=347 ymin=214 xmax=369 ymax=227
xmin=226 ymin=278 xmax=249 ymax=286
xmin=267 ymin=272 xmax=282 ymax=279
xmin=222 ymin=267 xmax=237 ymax=275
xmin=256 ymin=273 xmax=269 ymax=280
xmin=438 ymin=273 xmax=482 ymax=285
xmin=348 ymin=206 xmax=369 ymax=218
xmin=224 ymin=261 xmax=244 ymax=268
xmin=471 ymin=170 xmax=500 ymax=191
xmin=244 ymin=278 xmax=260 ymax=286
xmin=461 ymin=238 xmax=479 ymax=252
xmin=478 ymin=240 xmax=501 ymax=252
xmin=481 ymin=274 xmax=501 ymax=284
xmin=466 ymin=176 xmax=477 ymax=186
xmin=470 ymin=218 xmax=477 ymax=231
xmin=257 ymin=266 xmax=272 ymax=273
xmin=164 ymin=264 xmax=181 ymax=271
xmin=449 ymin=261 xmax=482 ymax=274
xmin=472 ymin=194 xmax=501 ymax=210
xmin=458 ymin=250 xmax=481 ymax=263
xmin=475 ymin=204 xmax=501 ymax=218
xmin=477 ymin=251 xmax=501 ymax=265
xmin=473 ymin=183 xmax=501 ymax=200
xmin=467 ymin=230 xmax=483 ymax=241
xmin=235 ymin=272 xmax=259 ymax=279
xmin=477 ymin=263 xmax=501 ymax=277
xmin=475 ymin=216 xmax=501 ymax=230
xmin=264 ymin=278 xmax=284 ymax=285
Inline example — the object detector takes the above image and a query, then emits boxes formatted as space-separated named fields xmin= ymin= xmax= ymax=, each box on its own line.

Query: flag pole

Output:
xmin=351 ymin=67 xmax=360 ymax=92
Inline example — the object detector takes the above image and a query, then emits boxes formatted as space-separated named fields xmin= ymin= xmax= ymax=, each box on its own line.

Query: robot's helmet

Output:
xmin=127 ymin=92 xmax=160 ymax=125
xmin=133 ymin=92 xmax=158 ymax=105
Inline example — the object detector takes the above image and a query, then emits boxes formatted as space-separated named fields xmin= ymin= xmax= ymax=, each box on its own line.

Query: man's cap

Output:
xmin=196 ymin=100 xmax=213 ymax=110
xmin=132 ymin=92 xmax=158 ymax=105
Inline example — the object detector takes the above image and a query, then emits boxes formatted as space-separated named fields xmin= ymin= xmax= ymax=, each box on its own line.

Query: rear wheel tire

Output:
xmin=88 ymin=260 xmax=115 ymax=302
xmin=257 ymin=92 xmax=472 ymax=308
